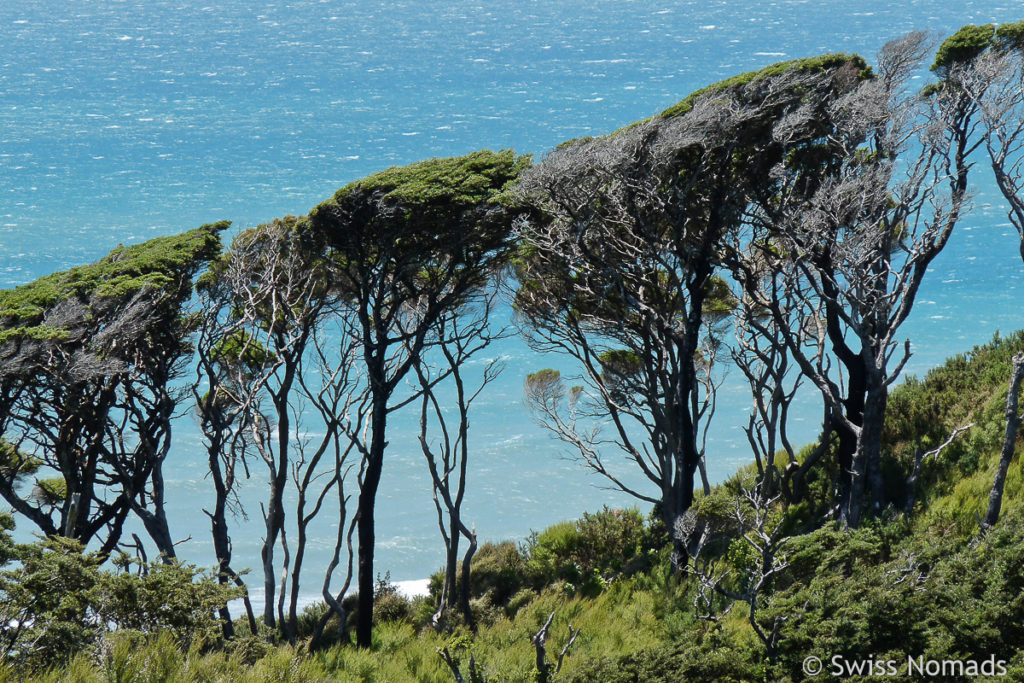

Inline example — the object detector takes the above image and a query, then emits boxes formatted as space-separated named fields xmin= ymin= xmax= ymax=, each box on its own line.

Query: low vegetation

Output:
xmin=1 ymin=332 xmax=1023 ymax=681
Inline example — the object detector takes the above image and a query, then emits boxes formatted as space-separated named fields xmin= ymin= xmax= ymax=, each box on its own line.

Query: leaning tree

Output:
xmin=731 ymin=33 xmax=982 ymax=526
xmin=0 ymin=222 xmax=225 ymax=558
xmin=516 ymin=55 xmax=867 ymax=570
xmin=305 ymin=149 xmax=529 ymax=647
xmin=928 ymin=21 xmax=1024 ymax=527
xmin=413 ymin=282 xmax=506 ymax=631
xmin=195 ymin=215 xmax=367 ymax=641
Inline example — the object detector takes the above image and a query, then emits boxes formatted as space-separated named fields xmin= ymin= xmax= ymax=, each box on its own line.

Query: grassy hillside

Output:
xmin=6 ymin=331 xmax=1024 ymax=682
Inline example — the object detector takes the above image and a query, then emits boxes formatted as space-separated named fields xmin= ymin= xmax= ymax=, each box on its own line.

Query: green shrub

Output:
xmin=466 ymin=541 xmax=535 ymax=608
xmin=528 ymin=521 xmax=584 ymax=584
xmin=0 ymin=535 xmax=236 ymax=672
xmin=97 ymin=558 xmax=239 ymax=651
xmin=505 ymin=588 xmax=538 ymax=619
xmin=372 ymin=572 xmax=413 ymax=625
xmin=0 ymin=537 xmax=103 ymax=670
xmin=524 ymin=507 xmax=659 ymax=598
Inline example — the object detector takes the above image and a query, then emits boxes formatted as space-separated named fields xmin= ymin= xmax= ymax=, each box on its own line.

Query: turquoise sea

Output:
xmin=2 ymin=1 xmax=1023 ymax=603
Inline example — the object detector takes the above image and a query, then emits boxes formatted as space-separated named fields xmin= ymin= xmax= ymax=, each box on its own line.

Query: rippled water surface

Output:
xmin=1 ymin=1 xmax=1022 ymax=592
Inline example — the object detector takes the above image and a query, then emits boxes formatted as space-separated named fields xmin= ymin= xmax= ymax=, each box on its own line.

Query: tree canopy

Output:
xmin=306 ymin=148 xmax=530 ymax=648
xmin=515 ymin=54 xmax=868 ymax=569
xmin=0 ymin=222 xmax=225 ymax=556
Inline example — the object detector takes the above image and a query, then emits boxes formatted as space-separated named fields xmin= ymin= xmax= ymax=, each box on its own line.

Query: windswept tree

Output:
xmin=0 ymin=223 xmax=225 ymax=558
xmin=414 ymin=284 xmax=506 ymax=631
xmin=306 ymin=149 xmax=529 ymax=647
xmin=515 ymin=55 xmax=866 ymax=570
xmin=197 ymin=216 xmax=363 ymax=642
xmin=192 ymin=244 xmax=261 ymax=638
xmin=731 ymin=273 xmax=810 ymax=500
xmin=929 ymin=22 xmax=1024 ymax=527
xmin=928 ymin=23 xmax=1024 ymax=264
xmin=732 ymin=33 xmax=979 ymax=526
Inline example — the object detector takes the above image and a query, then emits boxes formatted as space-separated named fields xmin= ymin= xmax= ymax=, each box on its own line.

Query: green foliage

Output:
xmin=31 ymin=477 xmax=67 ymax=506
xmin=564 ymin=637 xmax=759 ymax=683
xmin=573 ymin=507 xmax=654 ymax=578
xmin=97 ymin=560 xmax=240 ymax=651
xmin=0 ymin=440 xmax=40 ymax=480
xmin=525 ymin=368 xmax=561 ymax=386
xmin=425 ymin=508 xmax=661 ymax=630
xmin=884 ymin=330 xmax=1024 ymax=531
xmin=293 ymin=601 xmax=334 ymax=643
xmin=762 ymin=511 xmax=1024 ymax=679
xmin=0 ymin=222 xmax=225 ymax=344
xmin=97 ymin=630 xmax=185 ymax=683
xmin=0 ymin=536 xmax=236 ymax=672
xmin=329 ymin=149 xmax=530 ymax=208
xmin=0 ymin=537 xmax=104 ymax=670
xmin=659 ymin=53 xmax=869 ymax=119
xmin=994 ymin=21 xmax=1024 ymax=50
xmin=15 ymin=502 xmax=1024 ymax=681
xmin=210 ymin=329 xmax=275 ymax=369
xmin=597 ymin=350 xmax=642 ymax=378
xmin=309 ymin=149 xmax=529 ymax=278
xmin=701 ymin=274 xmax=738 ymax=318
xmin=931 ymin=24 xmax=996 ymax=71
xmin=691 ymin=485 xmax=742 ymax=536
xmin=465 ymin=541 xmax=538 ymax=612
xmin=0 ymin=515 xmax=16 ymax=569
xmin=372 ymin=572 xmax=414 ymax=625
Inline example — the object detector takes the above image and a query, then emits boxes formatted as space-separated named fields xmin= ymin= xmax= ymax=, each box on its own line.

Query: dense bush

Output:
xmin=431 ymin=506 xmax=662 ymax=621
xmin=525 ymin=506 xmax=659 ymax=589
xmin=884 ymin=330 xmax=1024 ymax=522
xmin=0 ymin=534 xmax=237 ymax=672
xmin=463 ymin=540 xmax=537 ymax=610
xmin=0 ymin=537 xmax=104 ymax=669
xmin=98 ymin=557 xmax=239 ymax=650
xmin=760 ymin=511 xmax=1024 ymax=679
xmin=371 ymin=572 xmax=414 ymax=625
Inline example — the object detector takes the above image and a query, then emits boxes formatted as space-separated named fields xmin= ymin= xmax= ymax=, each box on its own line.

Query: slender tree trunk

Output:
xmin=837 ymin=365 xmax=866 ymax=526
xmin=437 ymin=518 xmax=459 ymax=624
xmin=356 ymin=398 xmax=387 ymax=648
xmin=135 ymin=505 xmax=176 ymax=562
xmin=698 ymin=458 xmax=711 ymax=496
xmin=207 ymin=441 xmax=236 ymax=639
xmin=458 ymin=525 xmax=477 ymax=631
xmin=277 ymin=526 xmax=290 ymax=638
xmin=263 ymin=366 xmax=295 ymax=629
xmin=134 ymin=458 xmax=177 ymax=562
xmin=287 ymin=521 xmax=306 ymax=643
xmin=667 ymin=303 xmax=704 ymax=573
xmin=204 ymin=428 xmax=257 ymax=638
xmin=261 ymin=432 xmax=288 ymax=631
xmin=984 ymin=353 xmax=1024 ymax=528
